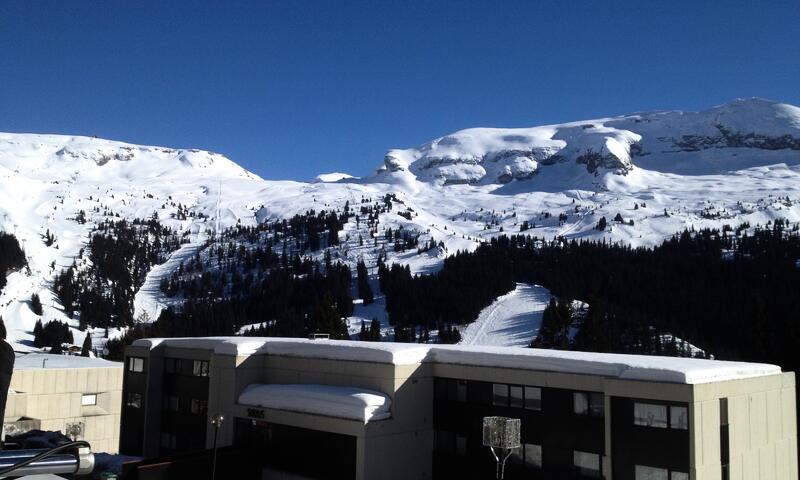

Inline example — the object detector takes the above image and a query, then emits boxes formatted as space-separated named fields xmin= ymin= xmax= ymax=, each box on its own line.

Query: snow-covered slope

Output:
xmin=1 ymin=98 xmax=799 ymax=351
xmin=459 ymin=283 xmax=551 ymax=347
xmin=375 ymin=98 xmax=800 ymax=185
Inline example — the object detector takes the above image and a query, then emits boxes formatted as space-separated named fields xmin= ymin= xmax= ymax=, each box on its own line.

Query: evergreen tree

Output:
xmin=30 ymin=293 xmax=43 ymax=316
xmin=0 ymin=317 xmax=6 ymax=340
xmin=356 ymin=260 xmax=374 ymax=305
xmin=81 ymin=332 xmax=92 ymax=357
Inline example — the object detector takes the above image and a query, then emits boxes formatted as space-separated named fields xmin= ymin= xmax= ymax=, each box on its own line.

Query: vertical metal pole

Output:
xmin=210 ymin=414 xmax=223 ymax=480
xmin=211 ymin=425 xmax=219 ymax=480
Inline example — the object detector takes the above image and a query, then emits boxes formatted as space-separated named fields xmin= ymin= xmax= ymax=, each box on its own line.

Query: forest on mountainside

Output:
xmin=380 ymin=219 xmax=800 ymax=372
xmin=52 ymin=218 xmax=183 ymax=330
xmin=0 ymin=232 xmax=26 ymax=293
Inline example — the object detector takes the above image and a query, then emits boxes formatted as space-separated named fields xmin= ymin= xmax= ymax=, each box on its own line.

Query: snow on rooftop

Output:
xmin=132 ymin=337 xmax=781 ymax=385
xmin=238 ymin=383 xmax=391 ymax=423
xmin=13 ymin=353 xmax=122 ymax=370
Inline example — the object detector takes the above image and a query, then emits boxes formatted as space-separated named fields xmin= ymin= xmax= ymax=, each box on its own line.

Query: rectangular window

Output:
xmin=435 ymin=430 xmax=455 ymax=454
xmin=455 ymin=434 xmax=467 ymax=456
xmin=589 ymin=393 xmax=604 ymax=417
xmin=509 ymin=385 xmax=524 ymax=408
xmin=574 ymin=392 xmax=589 ymax=415
xmin=128 ymin=357 xmax=144 ymax=373
xmin=671 ymin=472 xmax=689 ymax=480
xmin=455 ymin=380 xmax=467 ymax=402
xmin=164 ymin=358 xmax=181 ymax=374
xmin=492 ymin=384 xmax=509 ymax=406
xmin=575 ymin=392 xmax=604 ymax=417
xmin=720 ymin=398 xmax=730 ymax=480
xmin=670 ymin=406 xmax=688 ymax=430
xmin=160 ymin=432 xmax=177 ymax=450
xmin=634 ymin=403 xmax=668 ymax=428
xmin=163 ymin=395 xmax=179 ymax=412
xmin=126 ymin=392 xmax=142 ymax=408
xmin=191 ymin=399 xmax=208 ymax=415
xmin=635 ymin=465 xmax=668 ymax=480
xmin=573 ymin=451 xmax=601 ymax=478
xmin=524 ymin=443 xmax=542 ymax=469
xmin=524 ymin=386 xmax=542 ymax=410
xmin=434 ymin=378 xmax=446 ymax=400
xmin=81 ymin=394 xmax=97 ymax=406
xmin=192 ymin=360 xmax=209 ymax=377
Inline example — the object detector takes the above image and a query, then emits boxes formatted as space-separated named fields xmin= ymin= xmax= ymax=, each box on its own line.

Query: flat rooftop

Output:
xmin=132 ymin=337 xmax=781 ymax=385
xmin=14 ymin=353 xmax=122 ymax=370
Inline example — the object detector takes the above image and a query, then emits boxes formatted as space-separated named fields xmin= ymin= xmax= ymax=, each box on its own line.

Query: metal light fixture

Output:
xmin=482 ymin=416 xmax=521 ymax=480
xmin=210 ymin=413 xmax=224 ymax=480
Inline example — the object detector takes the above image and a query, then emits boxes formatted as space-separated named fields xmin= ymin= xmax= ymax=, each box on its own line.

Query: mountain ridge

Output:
xmin=0 ymin=98 xmax=799 ymax=352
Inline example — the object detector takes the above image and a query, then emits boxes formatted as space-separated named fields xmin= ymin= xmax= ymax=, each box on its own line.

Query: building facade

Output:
xmin=4 ymin=353 xmax=124 ymax=453
xmin=120 ymin=338 xmax=797 ymax=480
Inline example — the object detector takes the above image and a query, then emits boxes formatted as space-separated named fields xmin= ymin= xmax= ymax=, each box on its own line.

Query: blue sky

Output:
xmin=1 ymin=1 xmax=798 ymax=180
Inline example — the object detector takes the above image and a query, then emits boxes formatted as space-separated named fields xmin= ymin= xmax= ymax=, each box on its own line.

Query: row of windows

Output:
xmin=165 ymin=358 xmax=210 ymax=377
xmin=633 ymin=403 xmax=688 ymax=430
xmin=437 ymin=378 xmax=604 ymax=418
xmin=635 ymin=465 xmax=688 ymax=480
xmin=492 ymin=384 xmax=542 ymax=411
xmin=162 ymin=395 xmax=208 ymax=415
xmin=435 ymin=430 xmax=601 ymax=477
xmin=127 ymin=356 xmax=211 ymax=377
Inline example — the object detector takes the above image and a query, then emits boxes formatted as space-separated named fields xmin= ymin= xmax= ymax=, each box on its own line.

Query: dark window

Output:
xmin=455 ymin=380 xmax=467 ymax=402
xmin=128 ymin=357 xmax=144 ymax=373
xmin=492 ymin=384 xmax=509 ymax=406
xmin=670 ymin=406 xmax=688 ymax=430
xmin=191 ymin=399 xmax=208 ymax=415
xmin=435 ymin=430 xmax=456 ymax=454
xmin=575 ymin=392 xmax=604 ymax=417
xmin=163 ymin=395 xmax=179 ymax=412
xmin=126 ymin=392 xmax=142 ymax=408
xmin=524 ymin=386 xmax=542 ymax=411
xmin=434 ymin=378 xmax=446 ymax=400
xmin=573 ymin=450 xmax=601 ymax=478
xmin=192 ymin=360 xmax=209 ymax=377
xmin=635 ymin=465 xmax=667 ymax=479
xmin=509 ymin=385 xmax=524 ymax=408
xmin=634 ymin=465 xmax=689 ymax=480
xmin=634 ymin=403 xmax=668 ymax=428
xmin=455 ymin=434 xmax=467 ymax=456
xmin=635 ymin=402 xmax=689 ymax=430
xmin=164 ymin=358 xmax=182 ymax=374
xmin=160 ymin=432 xmax=177 ymax=450
xmin=720 ymin=398 xmax=730 ymax=480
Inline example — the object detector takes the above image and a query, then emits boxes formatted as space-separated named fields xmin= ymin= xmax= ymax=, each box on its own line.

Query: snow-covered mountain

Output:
xmin=1 ymin=98 xmax=799 ymax=351
xmin=376 ymin=98 xmax=800 ymax=185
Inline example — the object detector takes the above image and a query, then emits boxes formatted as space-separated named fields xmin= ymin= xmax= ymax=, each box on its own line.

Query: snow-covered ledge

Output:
xmin=238 ymin=384 xmax=392 ymax=423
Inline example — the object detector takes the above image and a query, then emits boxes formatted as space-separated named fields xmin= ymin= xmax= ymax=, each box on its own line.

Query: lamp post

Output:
xmin=210 ymin=413 xmax=224 ymax=480
xmin=482 ymin=416 xmax=521 ymax=480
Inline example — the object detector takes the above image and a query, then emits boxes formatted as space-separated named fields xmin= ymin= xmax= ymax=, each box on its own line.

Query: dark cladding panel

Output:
xmin=611 ymin=397 xmax=691 ymax=480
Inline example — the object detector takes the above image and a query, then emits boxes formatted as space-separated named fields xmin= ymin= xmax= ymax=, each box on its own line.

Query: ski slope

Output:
xmin=460 ymin=283 xmax=552 ymax=347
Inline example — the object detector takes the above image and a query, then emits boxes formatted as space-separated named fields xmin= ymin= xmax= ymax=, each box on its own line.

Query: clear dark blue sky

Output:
xmin=1 ymin=1 xmax=798 ymax=180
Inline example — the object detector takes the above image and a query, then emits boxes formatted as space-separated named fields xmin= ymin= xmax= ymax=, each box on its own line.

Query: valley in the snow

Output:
xmin=1 ymin=98 xmax=799 ymax=353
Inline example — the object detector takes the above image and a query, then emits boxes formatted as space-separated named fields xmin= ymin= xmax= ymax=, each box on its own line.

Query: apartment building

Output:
xmin=120 ymin=337 xmax=797 ymax=480
xmin=4 ymin=353 xmax=124 ymax=453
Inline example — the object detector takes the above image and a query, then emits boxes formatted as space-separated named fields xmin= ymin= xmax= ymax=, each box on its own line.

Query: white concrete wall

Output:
xmin=691 ymin=372 xmax=797 ymax=480
xmin=5 ymin=366 xmax=123 ymax=453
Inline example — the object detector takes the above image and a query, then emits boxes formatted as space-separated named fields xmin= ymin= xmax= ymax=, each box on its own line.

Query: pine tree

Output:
xmin=356 ymin=260 xmax=374 ymax=305
xmin=33 ymin=320 xmax=43 ymax=348
xmin=30 ymin=293 xmax=43 ymax=316
xmin=81 ymin=332 xmax=92 ymax=357
xmin=0 ymin=317 xmax=6 ymax=340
